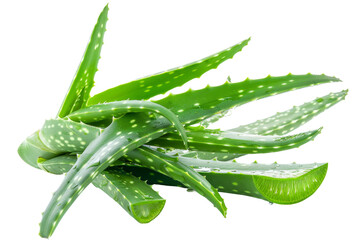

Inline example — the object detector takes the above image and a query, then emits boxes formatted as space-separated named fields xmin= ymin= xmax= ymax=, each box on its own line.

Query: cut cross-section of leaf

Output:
xmin=92 ymin=168 xmax=166 ymax=223
xmin=252 ymin=163 xmax=328 ymax=204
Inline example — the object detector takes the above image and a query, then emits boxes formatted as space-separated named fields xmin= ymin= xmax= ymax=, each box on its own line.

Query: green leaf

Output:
xmin=92 ymin=168 xmax=166 ymax=223
xmin=149 ymin=128 xmax=322 ymax=154
xmin=39 ymin=119 xmax=103 ymax=153
xmin=57 ymin=4 xmax=109 ymax=118
xmin=125 ymin=146 xmax=227 ymax=217
xmin=68 ymin=100 xmax=189 ymax=148
xmin=38 ymin=155 xmax=165 ymax=223
xmin=87 ymin=38 xmax=250 ymax=105
xmin=155 ymin=73 xmax=340 ymax=125
xmin=118 ymin=160 xmax=328 ymax=205
xmin=231 ymin=90 xmax=348 ymax=135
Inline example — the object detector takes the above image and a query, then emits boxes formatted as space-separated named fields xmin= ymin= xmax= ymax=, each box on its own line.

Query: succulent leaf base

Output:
xmin=18 ymin=4 xmax=346 ymax=238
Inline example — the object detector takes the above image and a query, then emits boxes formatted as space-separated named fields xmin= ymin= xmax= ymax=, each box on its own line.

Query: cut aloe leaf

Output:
xmin=179 ymin=158 xmax=328 ymax=204
xmin=92 ymin=168 xmax=165 ymax=223
xmin=38 ymin=155 xmax=165 ymax=223
xmin=150 ymin=128 xmax=322 ymax=154
xmin=57 ymin=5 xmax=109 ymax=118
xmin=118 ymin=161 xmax=328 ymax=205
xmin=231 ymin=90 xmax=348 ymax=135
xmin=125 ymin=147 xmax=227 ymax=217
xmin=87 ymin=38 xmax=250 ymax=105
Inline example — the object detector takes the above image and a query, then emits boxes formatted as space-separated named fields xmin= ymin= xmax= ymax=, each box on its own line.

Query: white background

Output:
xmin=0 ymin=0 xmax=359 ymax=239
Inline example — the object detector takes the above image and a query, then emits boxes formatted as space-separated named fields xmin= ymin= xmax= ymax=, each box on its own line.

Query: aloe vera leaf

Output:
xmin=87 ymin=38 xmax=251 ymax=105
xmin=178 ymin=157 xmax=328 ymax=204
xmin=92 ymin=168 xmax=166 ymax=223
xmin=124 ymin=146 xmax=227 ymax=217
xmin=57 ymin=5 xmax=109 ymax=118
xmin=150 ymin=128 xmax=322 ymax=154
xmin=67 ymin=100 xmax=188 ymax=148
xmin=18 ymin=131 xmax=59 ymax=169
xmin=231 ymin=90 xmax=348 ymax=135
xmin=117 ymin=161 xmax=327 ymax=204
xmin=154 ymin=74 xmax=340 ymax=125
xmin=37 ymin=155 xmax=165 ymax=223
xmin=39 ymin=119 xmax=103 ymax=153
xmin=39 ymin=113 xmax=178 ymax=238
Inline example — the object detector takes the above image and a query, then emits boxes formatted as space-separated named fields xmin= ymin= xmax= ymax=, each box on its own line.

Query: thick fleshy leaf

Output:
xmin=39 ymin=119 xmax=102 ymax=153
xmin=150 ymin=128 xmax=322 ymax=154
xmin=124 ymin=147 xmax=227 ymax=216
xmin=231 ymin=90 xmax=348 ymax=135
xmin=38 ymin=155 xmax=165 ymax=223
xmin=118 ymin=161 xmax=328 ymax=205
xmin=57 ymin=5 xmax=109 ymax=117
xmin=68 ymin=100 xmax=188 ymax=148
xmin=87 ymin=38 xmax=250 ymax=105
xmin=155 ymin=74 xmax=340 ymax=125
xmin=92 ymin=168 xmax=165 ymax=223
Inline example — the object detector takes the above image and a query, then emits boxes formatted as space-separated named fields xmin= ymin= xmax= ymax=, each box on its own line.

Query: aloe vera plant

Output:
xmin=18 ymin=4 xmax=347 ymax=238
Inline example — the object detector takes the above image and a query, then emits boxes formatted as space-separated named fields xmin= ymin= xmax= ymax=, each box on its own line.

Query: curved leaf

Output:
xmin=68 ymin=100 xmax=188 ymax=148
